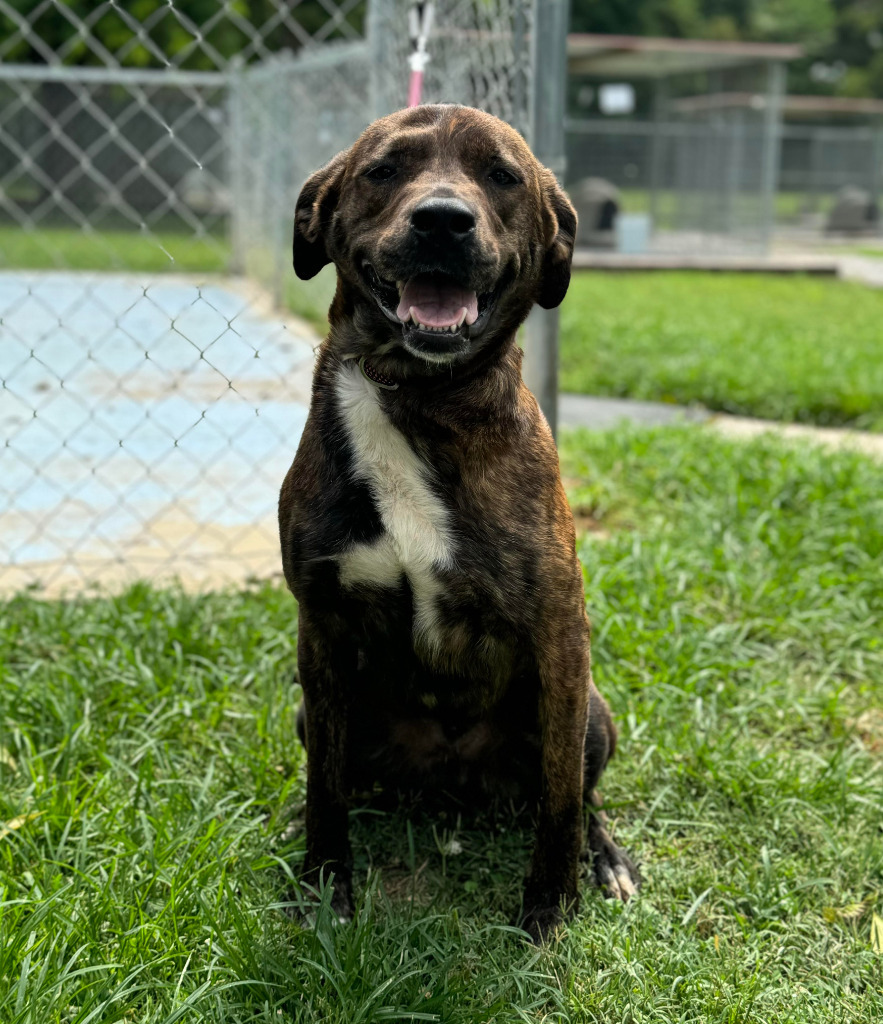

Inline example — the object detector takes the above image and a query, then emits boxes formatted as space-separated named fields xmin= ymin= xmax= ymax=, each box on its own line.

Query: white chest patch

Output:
xmin=335 ymin=361 xmax=454 ymax=651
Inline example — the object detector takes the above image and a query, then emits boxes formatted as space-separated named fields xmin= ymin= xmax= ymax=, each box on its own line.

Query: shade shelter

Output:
xmin=565 ymin=34 xmax=803 ymax=253
xmin=673 ymin=92 xmax=883 ymax=234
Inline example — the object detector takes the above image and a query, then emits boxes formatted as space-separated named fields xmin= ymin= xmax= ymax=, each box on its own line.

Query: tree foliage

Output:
xmin=0 ymin=0 xmax=364 ymax=69
xmin=572 ymin=0 xmax=883 ymax=97
xmin=2 ymin=0 xmax=881 ymax=97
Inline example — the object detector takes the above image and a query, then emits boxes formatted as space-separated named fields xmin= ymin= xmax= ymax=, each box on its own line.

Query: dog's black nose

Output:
xmin=410 ymin=198 xmax=476 ymax=241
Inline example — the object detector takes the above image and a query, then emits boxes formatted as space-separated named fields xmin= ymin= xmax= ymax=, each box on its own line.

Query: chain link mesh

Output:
xmin=0 ymin=0 xmax=536 ymax=593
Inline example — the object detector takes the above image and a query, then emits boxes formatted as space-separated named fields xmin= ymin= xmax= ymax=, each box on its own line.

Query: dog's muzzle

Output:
xmin=360 ymin=195 xmax=507 ymax=361
xmin=363 ymin=263 xmax=504 ymax=362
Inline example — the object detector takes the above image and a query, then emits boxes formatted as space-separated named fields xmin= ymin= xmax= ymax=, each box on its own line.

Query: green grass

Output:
xmin=2 ymin=425 xmax=882 ymax=1021
xmin=560 ymin=272 xmax=883 ymax=430
xmin=577 ymin=188 xmax=827 ymax=225
xmin=283 ymin=263 xmax=337 ymax=333
xmin=0 ymin=226 xmax=230 ymax=274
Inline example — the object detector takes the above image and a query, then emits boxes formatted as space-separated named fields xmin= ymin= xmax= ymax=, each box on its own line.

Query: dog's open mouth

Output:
xmin=364 ymin=264 xmax=497 ymax=352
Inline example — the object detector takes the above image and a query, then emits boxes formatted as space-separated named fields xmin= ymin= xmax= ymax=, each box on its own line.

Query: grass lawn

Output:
xmin=0 ymin=226 xmax=230 ymax=275
xmin=1 ymin=425 xmax=881 ymax=1022
xmin=559 ymin=273 xmax=883 ymax=431
xmin=284 ymin=263 xmax=337 ymax=334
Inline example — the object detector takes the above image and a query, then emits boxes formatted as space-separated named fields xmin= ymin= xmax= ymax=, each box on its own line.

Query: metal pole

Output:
xmin=523 ymin=0 xmax=569 ymax=441
xmin=273 ymin=55 xmax=290 ymax=307
xmin=367 ymin=0 xmax=398 ymax=119
xmin=226 ymin=58 xmax=245 ymax=275
xmin=724 ymin=110 xmax=745 ymax=238
xmin=759 ymin=60 xmax=786 ymax=253
xmin=870 ymin=119 xmax=883 ymax=213
xmin=648 ymin=76 xmax=669 ymax=235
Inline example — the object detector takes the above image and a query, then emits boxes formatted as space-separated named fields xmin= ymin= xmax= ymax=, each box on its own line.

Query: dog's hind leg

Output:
xmin=583 ymin=679 xmax=640 ymax=901
xmin=583 ymin=679 xmax=616 ymax=794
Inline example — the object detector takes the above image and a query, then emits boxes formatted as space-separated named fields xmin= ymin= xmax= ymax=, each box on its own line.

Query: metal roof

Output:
xmin=568 ymin=34 xmax=803 ymax=78
xmin=674 ymin=92 xmax=883 ymax=118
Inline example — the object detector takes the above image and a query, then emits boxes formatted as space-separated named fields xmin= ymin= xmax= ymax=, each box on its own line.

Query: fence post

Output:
xmin=648 ymin=77 xmax=669 ymax=234
xmin=272 ymin=52 xmax=294 ymax=307
xmin=227 ymin=57 xmax=245 ymax=274
xmin=871 ymin=121 xmax=883 ymax=213
xmin=523 ymin=0 xmax=569 ymax=441
xmin=759 ymin=60 xmax=786 ymax=252
xmin=367 ymin=0 xmax=398 ymax=119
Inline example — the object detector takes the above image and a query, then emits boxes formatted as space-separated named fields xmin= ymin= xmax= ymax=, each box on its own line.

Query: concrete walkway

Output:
xmin=559 ymin=392 xmax=883 ymax=460
xmin=572 ymin=250 xmax=840 ymax=274
xmin=708 ymin=413 xmax=883 ymax=459
xmin=572 ymin=249 xmax=883 ymax=290
xmin=559 ymin=393 xmax=709 ymax=429
xmin=839 ymin=255 xmax=883 ymax=289
xmin=559 ymin=251 xmax=883 ymax=458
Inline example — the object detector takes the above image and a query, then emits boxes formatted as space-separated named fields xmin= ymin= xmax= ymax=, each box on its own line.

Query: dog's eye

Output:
xmin=488 ymin=168 xmax=519 ymax=187
xmin=364 ymin=164 xmax=397 ymax=182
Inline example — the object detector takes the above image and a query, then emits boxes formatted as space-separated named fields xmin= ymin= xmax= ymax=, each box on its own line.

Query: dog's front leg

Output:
xmin=297 ymin=609 xmax=356 ymax=922
xmin=522 ymin=645 xmax=589 ymax=942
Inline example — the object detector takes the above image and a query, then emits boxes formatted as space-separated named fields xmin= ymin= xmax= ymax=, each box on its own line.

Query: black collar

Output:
xmin=359 ymin=355 xmax=399 ymax=391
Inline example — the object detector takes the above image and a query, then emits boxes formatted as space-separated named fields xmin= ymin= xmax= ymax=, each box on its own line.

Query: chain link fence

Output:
xmin=778 ymin=123 xmax=883 ymax=236
xmin=564 ymin=60 xmax=790 ymax=255
xmin=1 ymin=0 xmax=537 ymax=594
xmin=231 ymin=0 xmax=533 ymax=304
xmin=565 ymin=115 xmax=883 ymax=253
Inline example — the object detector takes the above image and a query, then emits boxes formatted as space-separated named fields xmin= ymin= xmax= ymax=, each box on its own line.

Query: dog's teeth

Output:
xmin=455 ymin=307 xmax=467 ymax=328
xmin=397 ymin=281 xmax=404 ymax=296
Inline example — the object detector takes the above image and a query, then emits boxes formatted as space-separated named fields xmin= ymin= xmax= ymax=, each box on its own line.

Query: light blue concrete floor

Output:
xmin=0 ymin=272 xmax=313 ymax=590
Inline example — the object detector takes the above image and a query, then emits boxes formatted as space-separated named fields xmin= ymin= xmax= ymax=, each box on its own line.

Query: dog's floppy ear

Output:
xmin=293 ymin=148 xmax=349 ymax=280
xmin=537 ymin=169 xmax=577 ymax=309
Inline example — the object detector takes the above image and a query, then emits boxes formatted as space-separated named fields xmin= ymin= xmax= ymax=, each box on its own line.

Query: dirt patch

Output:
xmin=849 ymin=708 xmax=883 ymax=756
xmin=4 ymin=508 xmax=286 ymax=597
xmin=709 ymin=415 xmax=883 ymax=460
xmin=380 ymin=861 xmax=433 ymax=908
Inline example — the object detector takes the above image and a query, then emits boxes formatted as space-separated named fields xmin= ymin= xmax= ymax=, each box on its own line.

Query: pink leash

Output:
xmin=407 ymin=2 xmax=434 ymax=106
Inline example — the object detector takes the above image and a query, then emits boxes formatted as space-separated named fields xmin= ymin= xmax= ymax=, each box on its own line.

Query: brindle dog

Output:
xmin=279 ymin=104 xmax=638 ymax=941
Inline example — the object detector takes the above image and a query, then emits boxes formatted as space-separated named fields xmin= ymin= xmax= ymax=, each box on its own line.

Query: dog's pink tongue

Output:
xmin=396 ymin=276 xmax=479 ymax=327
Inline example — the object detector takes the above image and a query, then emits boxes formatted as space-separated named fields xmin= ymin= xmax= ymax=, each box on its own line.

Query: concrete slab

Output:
xmin=0 ymin=272 xmax=316 ymax=594
xmin=559 ymin=392 xmax=709 ymax=430
xmin=707 ymin=414 xmax=883 ymax=460
xmin=838 ymin=255 xmax=883 ymax=289
xmin=572 ymin=250 xmax=840 ymax=274
xmin=558 ymin=392 xmax=883 ymax=460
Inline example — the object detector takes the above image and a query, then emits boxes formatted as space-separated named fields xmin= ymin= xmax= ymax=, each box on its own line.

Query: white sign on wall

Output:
xmin=599 ymin=83 xmax=635 ymax=115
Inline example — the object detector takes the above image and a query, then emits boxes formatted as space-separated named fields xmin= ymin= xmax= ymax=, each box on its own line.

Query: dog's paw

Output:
xmin=295 ymin=859 xmax=355 ymax=925
xmin=328 ymin=879 xmax=355 ymax=923
xmin=586 ymin=824 xmax=640 ymax=901
xmin=286 ymin=877 xmax=354 ymax=928
xmin=519 ymin=903 xmax=565 ymax=943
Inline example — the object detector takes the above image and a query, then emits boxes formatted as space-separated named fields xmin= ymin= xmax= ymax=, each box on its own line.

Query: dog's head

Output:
xmin=293 ymin=105 xmax=576 ymax=369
